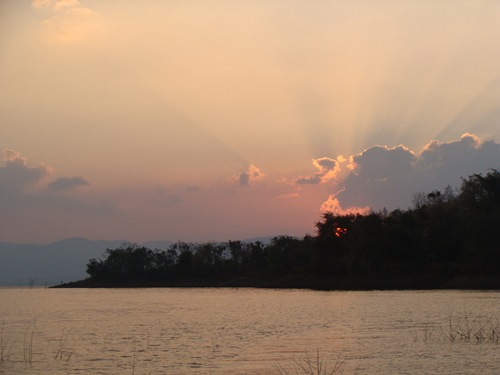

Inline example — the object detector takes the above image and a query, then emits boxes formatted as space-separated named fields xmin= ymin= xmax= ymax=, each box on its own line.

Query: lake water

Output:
xmin=0 ymin=288 xmax=498 ymax=374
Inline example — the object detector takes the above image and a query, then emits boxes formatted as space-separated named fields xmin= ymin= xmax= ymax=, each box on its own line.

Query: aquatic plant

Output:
xmin=28 ymin=278 xmax=36 ymax=288
xmin=442 ymin=314 xmax=499 ymax=344
xmin=0 ymin=321 xmax=10 ymax=362
xmin=131 ymin=347 xmax=136 ymax=375
xmin=23 ymin=320 xmax=35 ymax=364
xmin=276 ymin=349 xmax=357 ymax=375
xmin=415 ymin=313 xmax=499 ymax=344
xmin=54 ymin=327 xmax=72 ymax=360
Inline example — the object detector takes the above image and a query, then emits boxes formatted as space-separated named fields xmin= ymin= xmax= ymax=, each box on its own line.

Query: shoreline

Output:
xmin=52 ymin=273 xmax=500 ymax=290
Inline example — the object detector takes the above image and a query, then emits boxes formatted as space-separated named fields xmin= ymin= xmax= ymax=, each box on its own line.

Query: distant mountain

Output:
xmin=0 ymin=238 xmax=128 ymax=286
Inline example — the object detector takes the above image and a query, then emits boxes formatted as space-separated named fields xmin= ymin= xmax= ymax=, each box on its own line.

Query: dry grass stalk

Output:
xmin=54 ymin=327 xmax=72 ymax=360
xmin=23 ymin=321 xmax=35 ymax=364
xmin=417 ymin=313 xmax=499 ymax=344
xmin=0 ymin=321 xmax=9 ymax=362
xmin=276 ymin=349 xmax=354 ymax=375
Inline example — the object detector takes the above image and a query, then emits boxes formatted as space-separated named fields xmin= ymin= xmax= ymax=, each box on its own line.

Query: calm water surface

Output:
xmin=0 ymin=288 xmax=498 ymax=374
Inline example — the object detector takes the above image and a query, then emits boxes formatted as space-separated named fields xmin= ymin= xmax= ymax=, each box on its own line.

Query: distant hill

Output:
xmin=0 ymin=238 xmax=134 ymax=286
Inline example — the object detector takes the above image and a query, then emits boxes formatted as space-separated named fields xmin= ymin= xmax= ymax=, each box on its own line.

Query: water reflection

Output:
xmin=0 ymin=288 xmax=498 ymax=374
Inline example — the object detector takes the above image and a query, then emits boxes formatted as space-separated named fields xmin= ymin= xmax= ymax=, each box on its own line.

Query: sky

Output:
xmin=1 ymin=0 xmax=500 ymax=244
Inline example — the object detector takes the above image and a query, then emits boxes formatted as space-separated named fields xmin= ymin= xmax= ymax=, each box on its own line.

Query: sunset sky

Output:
xmin=1 ymin=0 xmax=500 ymax=244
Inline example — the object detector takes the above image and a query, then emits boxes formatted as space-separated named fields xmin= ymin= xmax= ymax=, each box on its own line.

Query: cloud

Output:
xmin=350 ymin=145 xmax=416 ymax=180
xmin=308 ymin=133 xmax=500 ymax=214
xmin=320 ymin=190 xmax=370 ymax=215
xmin=0 ymin=149 xmax=50 ymax=195
xmin=0 ymin=149 xmax=114 ymax=215
xmin=48 ymin=176 xmax=89 ymax=191
xmin=32 ymin=0 xmax=80 ymax=11
xmin=229 ymin=164 xmax=265 ymax=187
xmin=152 ymin=186 xmax=182 ymax=206
xmin=53 ymin=0 xmax=80 ymax=12
xmin=296 ymin=156 xmax=352 ymax=185
xmin=278 ymin=192 xmax=300 ymax=199
xmin=31 ymin=0 xmax=53 ymax=9
xmin=31 ymin=0 xmax=100 ymax=43
xmin=417 ymin=133 xmax=482 ymax=171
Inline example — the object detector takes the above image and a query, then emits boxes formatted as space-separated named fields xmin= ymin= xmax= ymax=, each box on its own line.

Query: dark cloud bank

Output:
xmin=2 ymin=133 xmax=499 ymax=233
xmin=48 ymin=176 xmax=90 ymax=191
xmin=0 ymin=149 xmax=114 ymax=215
xmin=310 ymin=133 xmax=500 ymax=213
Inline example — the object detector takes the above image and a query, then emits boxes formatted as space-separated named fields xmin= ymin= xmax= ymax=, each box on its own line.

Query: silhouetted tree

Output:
xmin=84 ymin=170 xmax=500 ymax=285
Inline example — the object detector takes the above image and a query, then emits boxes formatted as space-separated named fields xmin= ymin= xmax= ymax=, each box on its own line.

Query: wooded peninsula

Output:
xmin=57 ymin=170 xmax=500 ymax=290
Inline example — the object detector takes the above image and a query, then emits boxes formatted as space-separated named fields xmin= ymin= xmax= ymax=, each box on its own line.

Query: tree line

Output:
xmin=86 ymin=170 xmax=500 ymax=284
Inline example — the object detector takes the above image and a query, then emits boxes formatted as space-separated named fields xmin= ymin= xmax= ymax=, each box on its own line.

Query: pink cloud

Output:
xmin=320 ymin=189 xmax=370 ymax=215
xmin=277 ymin=192 xmax=300 ymax=199
xmin=229 ymin=164 xmax=265 ymax=187
xmin=296 ymin=156 xmax=350 ymax=185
